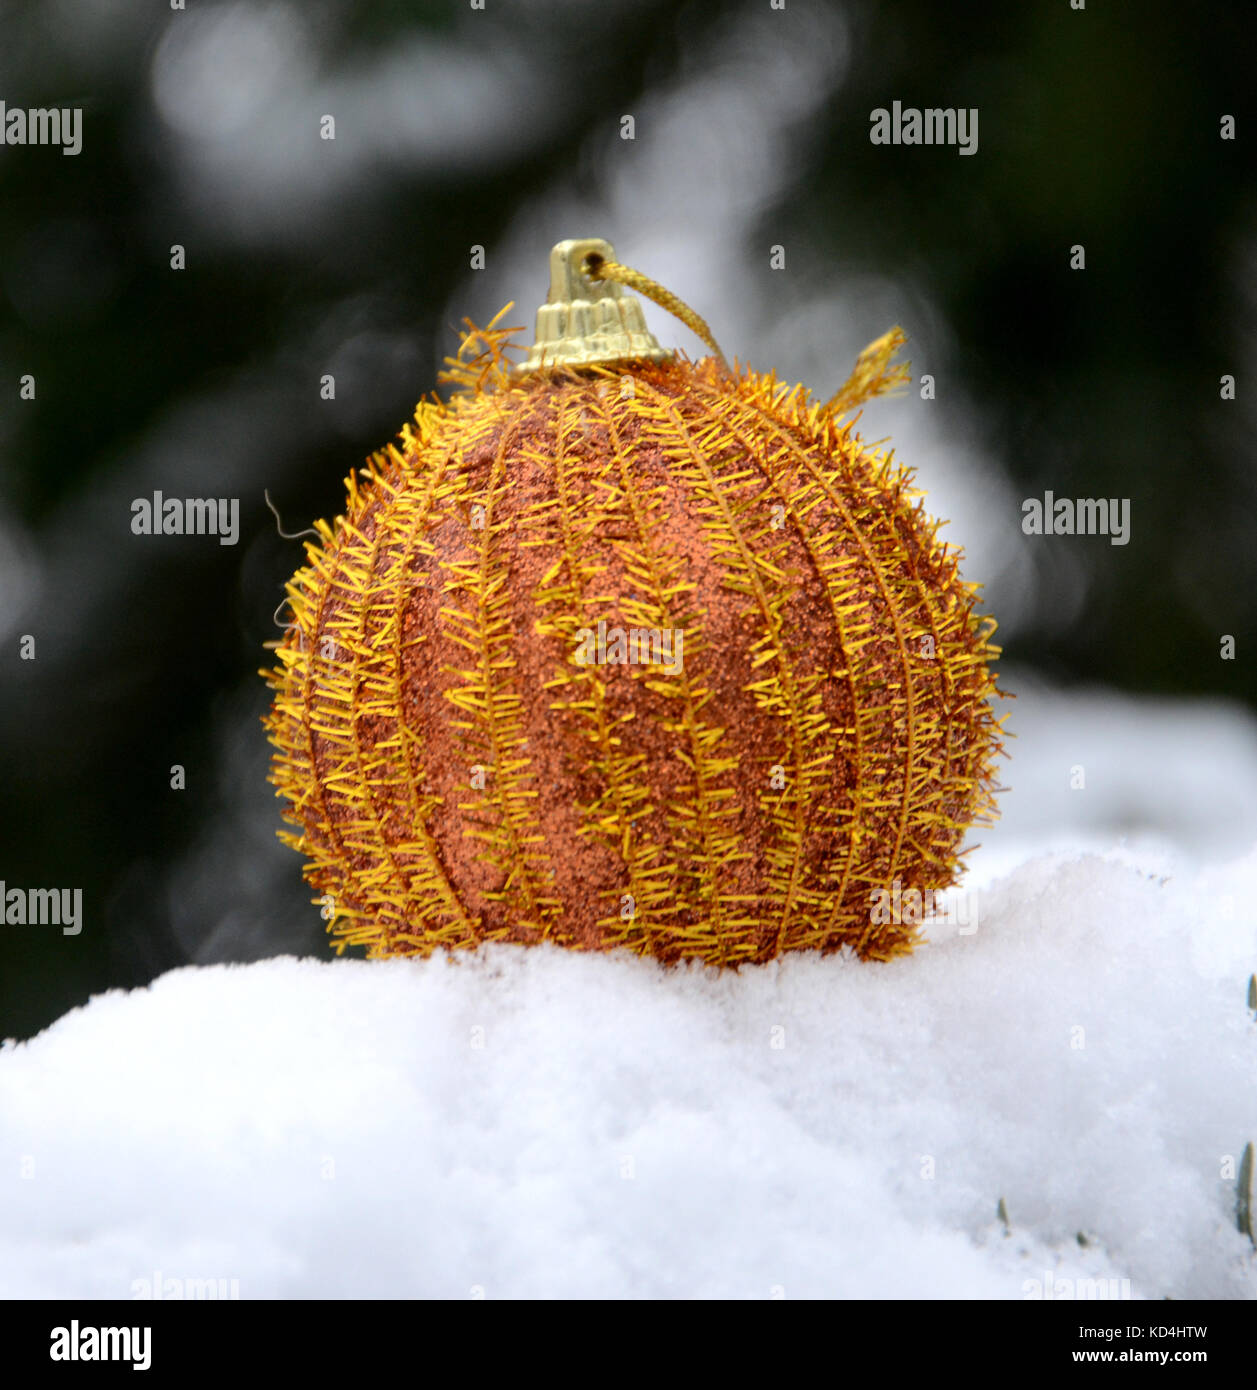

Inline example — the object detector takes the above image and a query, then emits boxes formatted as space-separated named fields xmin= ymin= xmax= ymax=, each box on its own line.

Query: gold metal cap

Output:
xmin=514 ymin=238 xmax=675 ymax=376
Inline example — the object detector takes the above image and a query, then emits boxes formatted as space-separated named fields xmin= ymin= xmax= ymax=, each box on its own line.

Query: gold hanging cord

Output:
xmin=582 ymin=251 xmax=730 ymax=373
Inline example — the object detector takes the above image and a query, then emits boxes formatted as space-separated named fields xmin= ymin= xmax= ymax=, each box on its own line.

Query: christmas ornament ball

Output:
xmin=264 ymin=239 xmax=1004 ymax=965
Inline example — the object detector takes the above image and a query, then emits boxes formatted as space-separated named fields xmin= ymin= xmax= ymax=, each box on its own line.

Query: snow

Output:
xmin=3 ymin=673 xmax=1256 ymax=1300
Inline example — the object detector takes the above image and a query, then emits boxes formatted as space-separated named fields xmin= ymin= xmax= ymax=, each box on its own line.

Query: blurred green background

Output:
xmin=1 ymin=0 xmax=1252 ymax=1040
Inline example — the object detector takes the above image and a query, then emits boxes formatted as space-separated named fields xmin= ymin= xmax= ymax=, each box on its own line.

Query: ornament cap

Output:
xmin=514 ymin=238 xmax=674 ymax=376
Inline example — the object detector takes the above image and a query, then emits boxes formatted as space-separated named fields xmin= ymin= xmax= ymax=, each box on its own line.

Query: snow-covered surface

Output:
xmin=3 ymin=673 xmax=1256 ymax=1300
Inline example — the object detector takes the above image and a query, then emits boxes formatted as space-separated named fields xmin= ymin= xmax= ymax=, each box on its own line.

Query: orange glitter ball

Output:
xmin=263 ymin=240 xmax=1005 ymax=965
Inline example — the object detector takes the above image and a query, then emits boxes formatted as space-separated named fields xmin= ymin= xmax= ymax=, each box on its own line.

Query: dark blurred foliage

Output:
xmin=798 ymin=1 xmax=1256 ymax=695
xmin=0 ymin=0 xmax=1252 ymax=1039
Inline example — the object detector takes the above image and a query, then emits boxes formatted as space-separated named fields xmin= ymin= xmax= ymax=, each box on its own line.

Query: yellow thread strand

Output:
xmin=823 ymin=327 xmax=911 ymax=418
xmin=583 ymin=253 xmax=730 ymax=372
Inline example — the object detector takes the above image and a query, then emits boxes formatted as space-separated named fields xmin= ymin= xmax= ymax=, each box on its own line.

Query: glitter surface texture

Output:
xmin=264 ymin=321 xmax=1004 ymax=965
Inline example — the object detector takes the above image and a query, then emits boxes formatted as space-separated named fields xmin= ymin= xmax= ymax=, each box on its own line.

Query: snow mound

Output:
xmin=2 ymin=846 xmax=1255 ymax=1299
